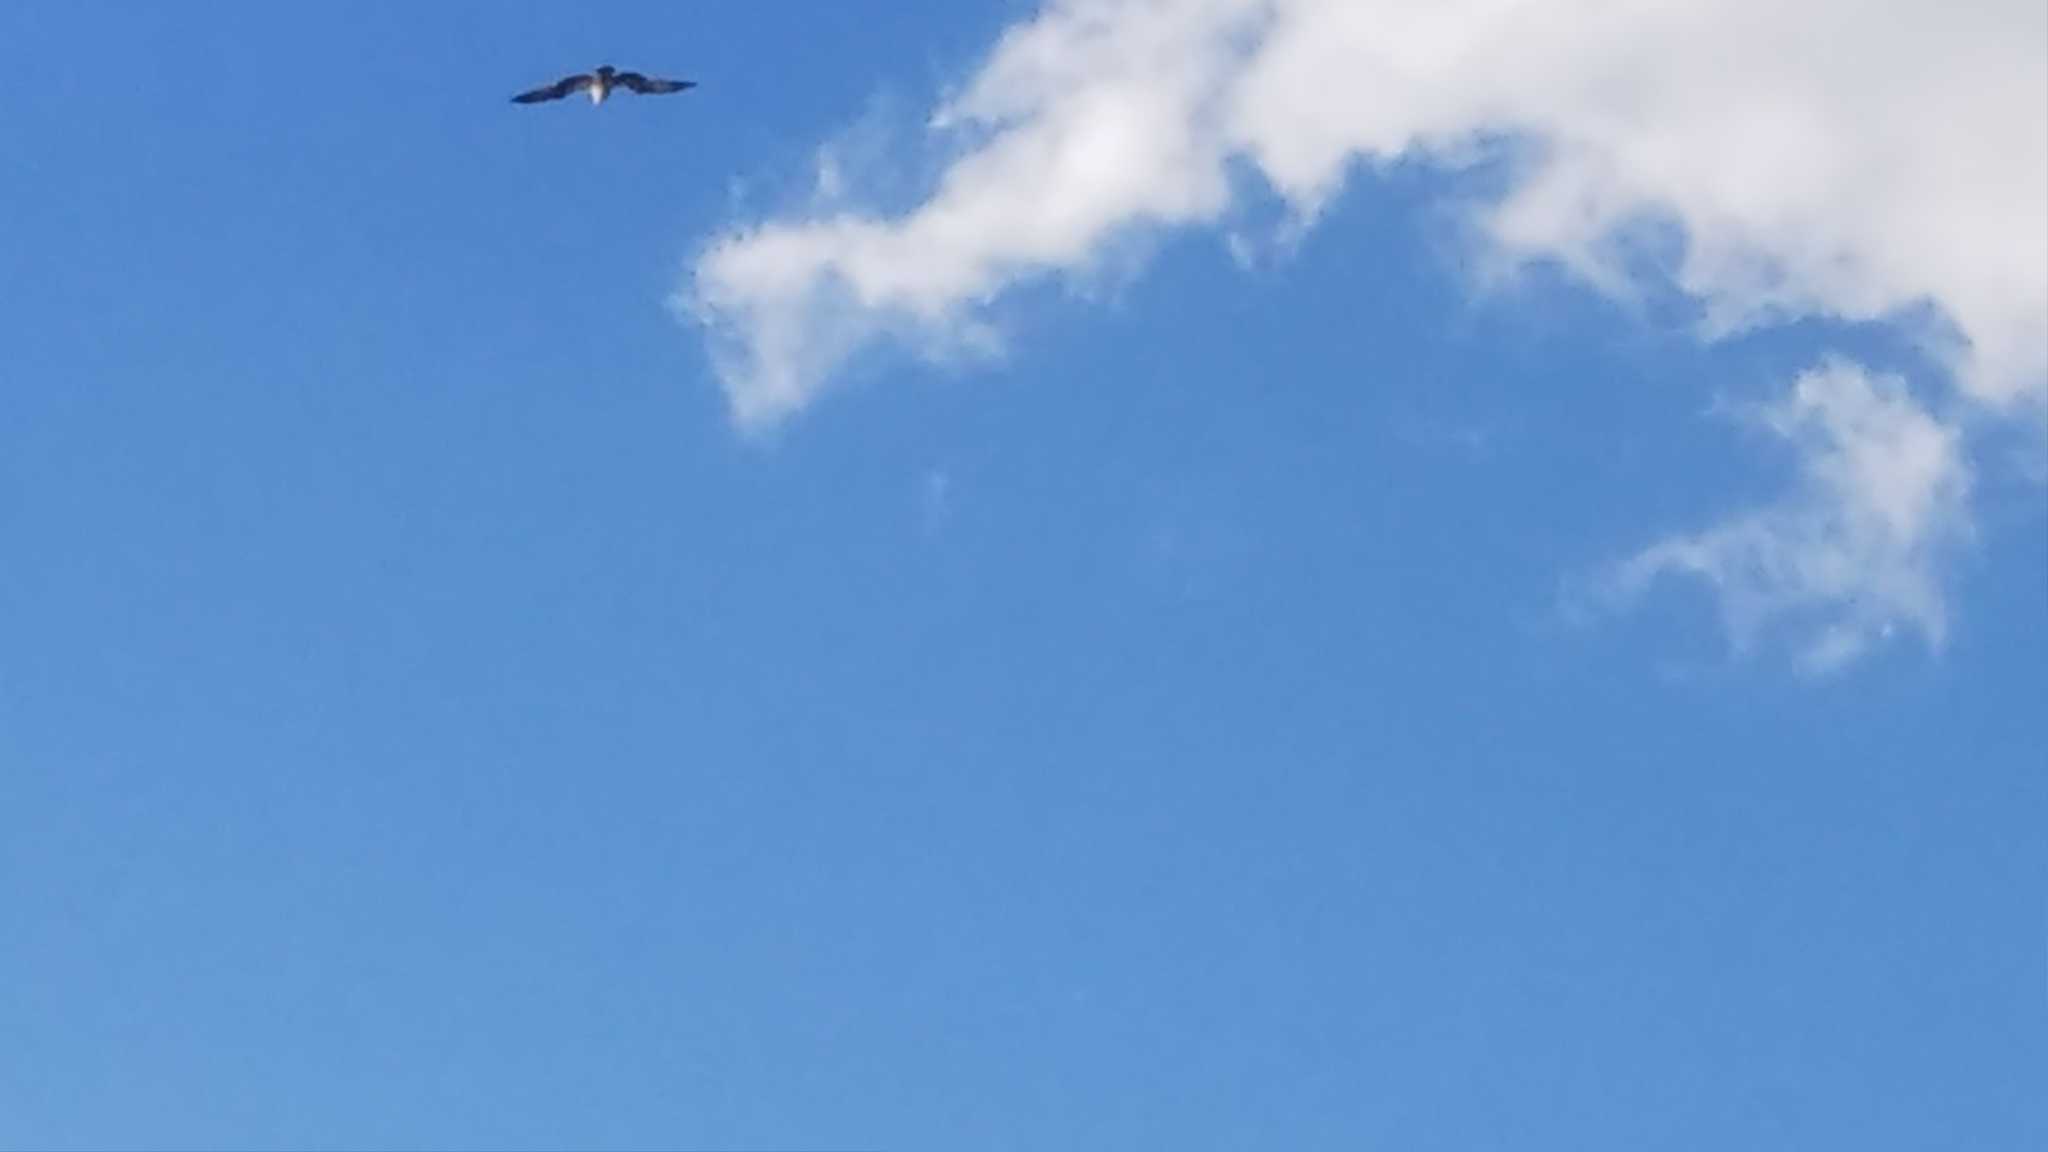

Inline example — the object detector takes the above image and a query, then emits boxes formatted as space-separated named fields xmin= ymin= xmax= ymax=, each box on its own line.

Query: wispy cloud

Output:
xmin=680 ymin=0 xmax=2046 ymax=666
xmin=1613 ymin=361 xmax=1973 ymax=673
xmin=921 ymin=467 xmax=954 ymax=534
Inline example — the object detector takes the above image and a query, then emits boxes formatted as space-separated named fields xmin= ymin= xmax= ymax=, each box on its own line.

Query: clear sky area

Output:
xmin=3 ymin=2 xmax=2044 ymax=1149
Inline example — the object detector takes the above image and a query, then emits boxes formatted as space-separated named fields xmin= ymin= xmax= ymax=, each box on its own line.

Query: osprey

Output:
xmin=511 ymin=65 xmax=696 ymax=107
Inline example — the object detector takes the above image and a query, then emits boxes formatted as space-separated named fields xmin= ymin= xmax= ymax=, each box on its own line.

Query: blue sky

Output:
xmin=2 ymin=2 xmax=2044 ymax=1149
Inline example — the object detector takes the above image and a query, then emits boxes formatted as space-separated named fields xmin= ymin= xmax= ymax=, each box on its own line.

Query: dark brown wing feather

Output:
xmin=511 ymin=74 xmax=593 ymax=104
xmin=614 ymin=71 xmax=696 ymax=95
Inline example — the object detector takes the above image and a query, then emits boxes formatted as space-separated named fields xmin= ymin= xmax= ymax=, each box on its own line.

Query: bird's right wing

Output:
xmin=511 ymin=74 xmax=592 ymax=104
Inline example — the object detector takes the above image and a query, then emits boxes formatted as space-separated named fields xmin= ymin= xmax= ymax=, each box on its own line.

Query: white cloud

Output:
xmin=686 ymin=0 xmax=2045 ymax=421
xmin=1614 ymin=361 xmax=1973 ymax=672
xmin=681 ymin=0 xmax=2046 ymax=665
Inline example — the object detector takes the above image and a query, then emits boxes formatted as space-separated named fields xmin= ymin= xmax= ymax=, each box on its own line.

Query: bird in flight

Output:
xmin=512 ymin=65 xmax=696 ymax=107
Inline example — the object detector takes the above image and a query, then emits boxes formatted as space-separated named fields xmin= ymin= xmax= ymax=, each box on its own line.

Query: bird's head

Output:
xmin=595 ymin=64 xmax=616 ymax=78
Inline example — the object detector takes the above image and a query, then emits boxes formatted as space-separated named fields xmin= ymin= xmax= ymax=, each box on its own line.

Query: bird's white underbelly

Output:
xmin=589 ymin=84 xmax=607 ymax=105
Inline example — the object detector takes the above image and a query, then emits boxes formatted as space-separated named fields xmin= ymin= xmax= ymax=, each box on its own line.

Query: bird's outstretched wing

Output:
xmin=614 ymin=72 xmax=696 ymax=95
xmin=511 ymin=74 xmax=593 ymax=104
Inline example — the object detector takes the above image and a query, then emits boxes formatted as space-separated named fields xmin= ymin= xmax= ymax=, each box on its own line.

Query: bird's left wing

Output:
xmin=614 ymin=72 xmax=697 ymax=95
